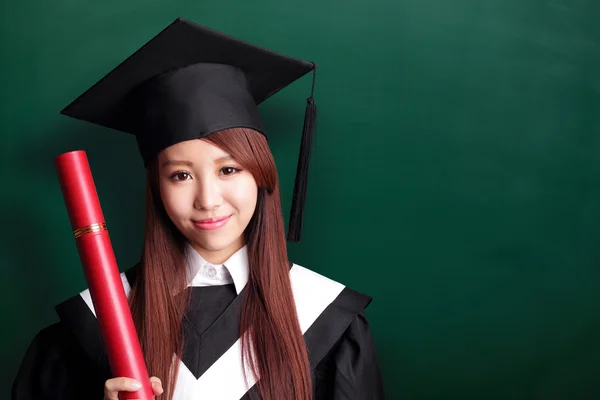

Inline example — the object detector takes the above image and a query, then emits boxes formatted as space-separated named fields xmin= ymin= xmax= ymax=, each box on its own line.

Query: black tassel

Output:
xmin=287 ymin=65 xmax=317 ymax=242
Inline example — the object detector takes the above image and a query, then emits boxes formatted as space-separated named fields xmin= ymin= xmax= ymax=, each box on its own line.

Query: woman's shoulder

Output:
xmin=288 ymin=262 xmax=374 ymax=365
xmin=56 ymin=263 xmax=140 ymax=318
xmin=289 ymin=262 xmax=384 ymax=396
xmin=289 ymin=262 xmax=373 ymax=313
xmin=47 ymin=264 xmax=141 ymax=382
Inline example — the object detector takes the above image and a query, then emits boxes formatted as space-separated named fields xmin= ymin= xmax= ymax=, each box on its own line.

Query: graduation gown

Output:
xmin=12 ymin=262 xmax=384 ymax=399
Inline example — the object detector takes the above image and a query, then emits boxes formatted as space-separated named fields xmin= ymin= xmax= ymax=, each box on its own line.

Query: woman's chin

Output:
xmin=188 ymin=233 xmax=244 ymax=257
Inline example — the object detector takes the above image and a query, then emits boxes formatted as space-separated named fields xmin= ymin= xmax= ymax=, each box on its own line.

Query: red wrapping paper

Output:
xmin=55 ymin=150 xmax=154 ymax=400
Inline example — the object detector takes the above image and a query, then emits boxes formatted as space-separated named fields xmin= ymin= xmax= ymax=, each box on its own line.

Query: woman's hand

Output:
xmin=103 ymin=376 xmax=163 ymax=399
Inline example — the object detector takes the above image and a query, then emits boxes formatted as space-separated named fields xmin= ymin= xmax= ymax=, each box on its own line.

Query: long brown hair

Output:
xmin=128 ymin=128 xmax=312 ymax=400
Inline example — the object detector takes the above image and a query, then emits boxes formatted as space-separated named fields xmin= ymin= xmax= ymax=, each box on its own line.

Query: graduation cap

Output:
xmin=61 ymin=17 xmax=318 ymax=242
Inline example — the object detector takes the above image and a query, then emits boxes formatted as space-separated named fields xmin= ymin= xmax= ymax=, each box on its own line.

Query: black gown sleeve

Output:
xmin=313 ymin=312 xmax=385 ymax=400
xmin=12 ymin=322 xmax=107 ymax=400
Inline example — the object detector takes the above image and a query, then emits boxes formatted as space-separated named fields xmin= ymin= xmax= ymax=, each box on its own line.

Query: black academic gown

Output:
xmin=12 ymin=264 xmax=385 ymax=400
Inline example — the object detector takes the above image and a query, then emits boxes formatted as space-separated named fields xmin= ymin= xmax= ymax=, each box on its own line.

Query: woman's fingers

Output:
xmin=150 ymin=376 xmax=164 ymax=396
xmin=104 ymin=376 xmax=163 ymax=399
xmin=104 ymin=377 xmax=143 ymax=399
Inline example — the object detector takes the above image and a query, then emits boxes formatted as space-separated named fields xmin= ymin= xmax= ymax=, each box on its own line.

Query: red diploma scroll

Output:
xmin=55 ymin=150 xmax=154 ymax=400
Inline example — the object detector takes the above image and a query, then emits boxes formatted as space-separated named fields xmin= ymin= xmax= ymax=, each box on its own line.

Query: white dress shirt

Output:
xmin=184 ymin=244 xmax=249 ymax=295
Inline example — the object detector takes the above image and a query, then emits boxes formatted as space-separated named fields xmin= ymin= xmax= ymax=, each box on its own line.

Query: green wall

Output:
xmin=2 ymin=1 xmax=600 ymax=399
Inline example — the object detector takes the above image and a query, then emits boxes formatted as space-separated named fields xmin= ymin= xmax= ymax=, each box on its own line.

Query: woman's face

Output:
xmin=158 ymin=138 xmax=258 ymax=264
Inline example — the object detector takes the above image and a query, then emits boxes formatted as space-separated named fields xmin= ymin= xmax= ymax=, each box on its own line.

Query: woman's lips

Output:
xmin=193 ymin=215 xmax=231 ymax=230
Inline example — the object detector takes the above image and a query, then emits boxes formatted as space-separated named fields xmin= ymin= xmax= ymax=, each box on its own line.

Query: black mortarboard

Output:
xmin=61 ymin=17 xmax=317 ymax=242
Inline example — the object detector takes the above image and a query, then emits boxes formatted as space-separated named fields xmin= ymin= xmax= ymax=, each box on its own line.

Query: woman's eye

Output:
xmin=221 ymin=166 xmax=241 ymax=176
xmin=170 ymin=172 xmax=191 ymax=181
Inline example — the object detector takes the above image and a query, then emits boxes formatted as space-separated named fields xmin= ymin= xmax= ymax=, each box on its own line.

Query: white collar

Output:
xmin=184 ymin=244 xmax=249 ymax=295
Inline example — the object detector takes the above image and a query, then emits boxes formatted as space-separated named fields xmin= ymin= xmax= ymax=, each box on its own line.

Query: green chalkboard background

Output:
xmin=2 ymin=1 xmax=600 ymax=399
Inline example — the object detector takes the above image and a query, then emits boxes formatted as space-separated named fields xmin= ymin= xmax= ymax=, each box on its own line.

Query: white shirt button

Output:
xmin=206 ymin=265 xmax=217 ymax=279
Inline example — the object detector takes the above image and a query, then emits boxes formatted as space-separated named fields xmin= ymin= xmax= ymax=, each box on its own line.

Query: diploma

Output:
xmin=55 ymin=150 xmax=154 ymax=400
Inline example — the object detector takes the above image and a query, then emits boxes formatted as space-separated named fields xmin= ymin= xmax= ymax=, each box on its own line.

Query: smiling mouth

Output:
xmin=193 ymin=215 xmax=231 ymax=230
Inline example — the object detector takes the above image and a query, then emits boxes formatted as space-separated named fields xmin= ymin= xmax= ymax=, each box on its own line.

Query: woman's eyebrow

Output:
xmin=161 ymin=160 xmax=194 ymax=168
xmin=214 ymin=155 xmax=233 ymax=163
xmin=161 ymin=155 xmax=232 ymax=168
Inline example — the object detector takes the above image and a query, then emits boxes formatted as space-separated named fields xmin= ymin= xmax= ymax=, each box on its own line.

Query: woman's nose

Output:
xmin=193 ymin=179 xmax=223 ymax=210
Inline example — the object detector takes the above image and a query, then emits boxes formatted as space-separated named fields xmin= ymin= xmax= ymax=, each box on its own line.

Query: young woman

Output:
xmin=12 ymin=18 xmax=384 ymax=400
